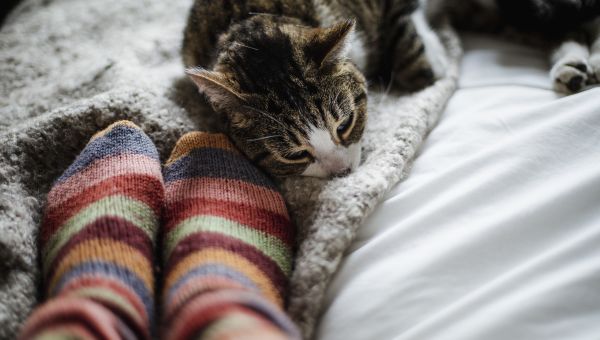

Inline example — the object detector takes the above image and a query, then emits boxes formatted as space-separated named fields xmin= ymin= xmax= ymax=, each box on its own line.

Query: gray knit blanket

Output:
xmin=0 ymin=0 xmax=461 ymax=338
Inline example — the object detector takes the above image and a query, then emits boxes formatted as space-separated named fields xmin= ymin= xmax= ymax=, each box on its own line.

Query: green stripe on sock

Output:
xmin=200 ymin=311 xmax=271 ymax=340
xmin=35 ymin=331 xmax=84 ymax=340
xmin=72 ymin=287 xmax=142 ymax=324
xmin=43 ymin=195 xmax=158 ymax=273
xmin=166 ymin=216 xmax=292 ymax=276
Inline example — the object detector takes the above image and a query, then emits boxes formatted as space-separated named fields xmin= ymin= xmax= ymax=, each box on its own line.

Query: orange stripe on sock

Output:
xmin=163 ymin=276 xmax=247 ymax=318
xmin=48 ymin=240 xmax=154 ymax=295
xmin=19 ymin=297 xmax=122 ymax=340
xmin=165 ymin=291 xmax=279 ymax=340
xmin=163 ymin=248 xmax=282 ymax=307
xmin=165 ymin=132 xmax=240 ymax=166
xmin=60 ymin=276 xmax=148 ymax=326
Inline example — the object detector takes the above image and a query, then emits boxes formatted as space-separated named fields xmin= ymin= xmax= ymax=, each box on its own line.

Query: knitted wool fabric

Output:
xmin=19 ymin=121 xmax=164 ymax=339
xmin=161 ymin=132 xmax=300 ymax=340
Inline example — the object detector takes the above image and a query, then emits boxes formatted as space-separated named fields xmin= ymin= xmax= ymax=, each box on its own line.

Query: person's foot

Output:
xmin=20 ymin=121 xmax=164 ymax=340
xmin=161 ymin=132 xmax=300 ymax=340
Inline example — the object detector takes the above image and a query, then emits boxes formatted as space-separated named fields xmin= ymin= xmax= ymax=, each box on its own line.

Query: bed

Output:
xmin=1 ymin=1 xmax=599 ymax=337
xmin=317 ymin=33 xmax=600 ymax=340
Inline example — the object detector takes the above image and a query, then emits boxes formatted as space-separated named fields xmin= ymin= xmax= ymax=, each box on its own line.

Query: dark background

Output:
xmin=1 ymin=0 xmax=22 ymax=27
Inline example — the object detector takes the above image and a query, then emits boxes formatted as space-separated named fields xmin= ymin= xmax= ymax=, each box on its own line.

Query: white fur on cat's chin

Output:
xmin=301 ymin=127 xmax=361 ymax=178
xmin=411 ymin=8 xmax=448 ymax=78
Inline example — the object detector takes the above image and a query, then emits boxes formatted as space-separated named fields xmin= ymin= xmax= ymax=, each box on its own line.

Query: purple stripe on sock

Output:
xmin=51 ymin=261 xmax=154 ymax=323
xmin=166 ymin=264 xmax=259 ymax=303
xmin=57 ymin=126 xmax=159 ymax=183
xmin=163 ymin=148 xmax=275 ymax=189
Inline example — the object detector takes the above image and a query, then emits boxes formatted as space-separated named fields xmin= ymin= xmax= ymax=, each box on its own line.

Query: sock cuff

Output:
xmin=166 ymin=132 xmax=239 ymax=166
xmin=164 ymin=290 xmax=301 ymax=340
xmin=19 ymin=297 xmax=135 ymax=340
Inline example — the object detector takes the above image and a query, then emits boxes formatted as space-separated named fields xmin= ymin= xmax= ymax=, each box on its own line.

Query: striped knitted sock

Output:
xmin=161 ymin=132 xmax=300 ymax=340
xmin=20 ymin=121 xmax=164 ymax=340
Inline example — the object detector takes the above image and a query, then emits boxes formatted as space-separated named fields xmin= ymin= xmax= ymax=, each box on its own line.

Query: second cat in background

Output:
xmin=432 ymin=0 xmax=600 ymax=93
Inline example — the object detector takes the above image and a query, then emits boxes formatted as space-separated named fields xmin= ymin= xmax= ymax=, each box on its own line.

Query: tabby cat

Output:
xmin=432 ymin=0 xmax=600 ymax=93
xmin=181 ymin=0 xmax=446 ymax=178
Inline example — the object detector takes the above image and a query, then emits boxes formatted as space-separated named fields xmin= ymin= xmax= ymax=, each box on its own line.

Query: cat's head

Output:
xmin=187 ymin=16 xmax=367 ymax=178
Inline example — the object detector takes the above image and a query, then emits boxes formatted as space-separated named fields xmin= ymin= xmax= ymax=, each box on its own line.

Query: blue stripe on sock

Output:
xmin=166 ymin=264 xmax=259 ymax=303
xmin=163 ymin=148 xmax=275 ymax=189
xmin=57 ymin=125 xmax=159 ymax=183
xmin=51 ymin=261 xmax=154 ymax=323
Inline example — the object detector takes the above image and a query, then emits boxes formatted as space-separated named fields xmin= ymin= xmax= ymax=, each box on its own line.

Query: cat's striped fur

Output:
xmin=496 ymin=0 xmax=600 ymax=93
xmin=431 ymin=0 xmax=600 ymax=93
xmin=182 ymin=0 xmax=445 ymax=177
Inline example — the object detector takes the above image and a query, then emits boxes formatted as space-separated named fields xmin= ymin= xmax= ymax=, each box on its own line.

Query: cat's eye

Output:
xmin=282 ymin=150 xmax=312 ymax=163
xmin=336 ymin=112 xmax=355 ymax=140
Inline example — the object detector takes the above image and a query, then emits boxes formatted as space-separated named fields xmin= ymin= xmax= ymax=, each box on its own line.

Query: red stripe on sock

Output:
xmin=41 ymin=174 xmax=163 ymax=245
xmin=45 ymin=216 xmax=153 ymax=277
xmin=59 ymin=276 xmax=150 ymax=339
xmin=163 ymin=277 xmax=248 ymax=318
xmin=165 ymin=232 xmax=289 ymax=298
xmin=163 ymin=198 xmax=293 ymax=246
xmin=19 ymin=297 xmax=123 ymax=340
xmin=167 ymin=301 xmax=264 ymax=340
xmin=164 ymin=177 xmax=289 ymax=216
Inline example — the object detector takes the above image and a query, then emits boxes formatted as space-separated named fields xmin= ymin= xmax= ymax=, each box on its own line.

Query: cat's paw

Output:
xmin=550 ymin=58 xmax=590 ymax=93
xmin=588 ymin=54 xmax=600 ymax=84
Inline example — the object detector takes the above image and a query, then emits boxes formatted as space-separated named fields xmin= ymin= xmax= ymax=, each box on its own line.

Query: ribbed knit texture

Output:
xmin=19 ymin=121 xmax=164 ymax=340
xmin=161 ymin=132 xmax=300 ymax=340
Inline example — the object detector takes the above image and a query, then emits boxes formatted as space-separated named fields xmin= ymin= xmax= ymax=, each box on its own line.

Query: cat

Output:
xmin=181 ymin=0 xmax=447 ymax=178
xmin=429 ymin=0 xmax=600 ymax=93
xmin=496 ymin=0 xmax=600 ymax=93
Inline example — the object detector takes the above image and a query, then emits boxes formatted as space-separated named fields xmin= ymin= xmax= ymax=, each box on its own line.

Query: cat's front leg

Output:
xmin=586 ymin=18 xmax=600 ymax=84
xmin=550 ymin=33 xmax=591 ymax=93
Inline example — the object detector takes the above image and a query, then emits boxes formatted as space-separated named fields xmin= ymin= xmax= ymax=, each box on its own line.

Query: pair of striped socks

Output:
xmin=20 ymin=121 xmax=300 ymax=340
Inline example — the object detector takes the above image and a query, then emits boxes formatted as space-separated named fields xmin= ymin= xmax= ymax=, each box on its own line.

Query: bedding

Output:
xmin=0 ymin=1 xmax=460 ymax=338
xmin=317 ymin=34 xmax=600 ymax=340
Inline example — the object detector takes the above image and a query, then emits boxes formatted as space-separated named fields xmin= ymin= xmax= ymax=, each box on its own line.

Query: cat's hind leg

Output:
xmin=550 ymin=33 xmax=591 ymax=93
xmin=387 ymin=8 xmax=447 ymax=92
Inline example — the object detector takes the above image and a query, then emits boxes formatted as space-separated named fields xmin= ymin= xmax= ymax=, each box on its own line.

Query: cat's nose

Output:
xmin=331 ymin=167 xmax=351 ymax=178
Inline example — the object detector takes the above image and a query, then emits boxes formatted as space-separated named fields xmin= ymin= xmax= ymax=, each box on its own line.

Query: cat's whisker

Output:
xmin=330 ymin=91 xmax=342 ymax=112
xmin=248 ymin=12 xmax=278 ymax=17
xmin=243 ymin=105 xmax=295 ymax=134
xmin=247 ymin=135 xmax=283 ymax=142
xmin=233 ymin=42 xmax=259 ymax=51
xmin=378 ymin=74 xmax=395 ymax=109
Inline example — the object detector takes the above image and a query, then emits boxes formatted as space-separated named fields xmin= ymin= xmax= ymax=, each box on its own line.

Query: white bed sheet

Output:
xmin=317 ymin=34 xmax=600 ymax=340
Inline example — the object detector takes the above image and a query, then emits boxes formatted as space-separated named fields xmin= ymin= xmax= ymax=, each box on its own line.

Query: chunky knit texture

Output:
xmin=19 ymin=121 xmax=164 ymax=339
xmin=161 ymin=132 xmax=300 ymax=339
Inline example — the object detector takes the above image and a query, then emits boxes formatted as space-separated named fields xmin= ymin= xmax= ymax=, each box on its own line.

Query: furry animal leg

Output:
xmin=586 ymin=18 xmax=600 ymax=84
xmin=550 ymin=36 xmax=591 ymax=93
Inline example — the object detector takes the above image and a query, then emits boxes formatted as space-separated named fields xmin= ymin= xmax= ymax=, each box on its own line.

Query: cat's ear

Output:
xmin=186 ymin=68 xmax=253 ymax=127
xmin=186 ymin=68 xmax=246 ymax=108
xmin=306 ymin=19 xmax=355 ymax=67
